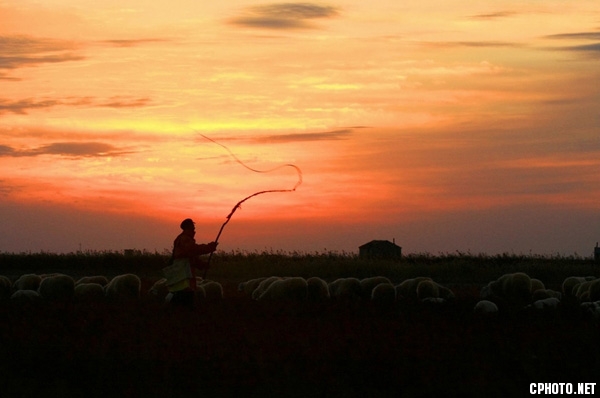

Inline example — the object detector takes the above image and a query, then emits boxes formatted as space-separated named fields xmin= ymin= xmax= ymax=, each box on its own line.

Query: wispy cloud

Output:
xmin=256 ymin=129 xmax=353 ymax=143
xmin=544 ymin=30 xmax=600 ymax=56
xmin=544 ymin=31 xmax=600 ymax=41
xmin=195 ymin=128 xmax=353 ymax=146
xmin=98 ymin=38 xmax=171 ymax=47
xmin=229 ymin=2 xmax=340 ymax=30
xmin=0 ymin=96 xmax=152 ymax=115
xmin=422 ymin=41 xmax=521 ymax=49
xmin=0 ymin=142 xmax=131 ymax=158
xmin=467 ymin=11 xmax=517 ymax=20
xmin=0 ymin=35 xmax=84 ymax=73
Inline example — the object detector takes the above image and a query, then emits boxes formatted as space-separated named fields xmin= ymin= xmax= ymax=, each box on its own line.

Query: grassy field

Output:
xmin=0 ymin=251 xmax=599 ymax=397
xmin=1 ymin=250 xmax=598 ymax=285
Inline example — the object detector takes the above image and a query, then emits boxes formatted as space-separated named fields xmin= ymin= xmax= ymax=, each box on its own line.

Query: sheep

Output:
xmin=328 ymin=277 xmax=361 ymax=301
xmin=532 ymin=289 xmax=562 ymax=302
xmin=238 ymin=277 xmax=267 ymax=296
xmin=530 ymin=278 xmax=545 ymax=294
xmin=481 ymin=272 xmax=533 ymax=309
xmin=500 ymin=272 xmax=532 ymax=304
xmin=74 ymin=283 xmax=105 ymax=302
xmin=251 ymin=276 xmax=282 ymax=300
xmin=306 ymin=277 xmax=330 ymax=301
xmin=370 ymin=283 xmax=396 ymax=305
xmin=0 ymin=275 xmax=12 ymax=301
xmin=474 ymin=300 xmax=499 ymax=315
xmin=13 ymin=274 xmax=42 ymax=291
xmin=38 ymin=274 xmax=75 ymax=302
xmin=589 ymin=279 xmax=600 ymax=302
xmin=198 ymin=280 xmax=224 ymax=300
xmin=148 ymin=278 xmax=169 ymax=299
xmin=561 ymin=276 xmax=595 ymax=298
xmin=359 ymin=276 xmax=392 ymax=299
xmin=580 ymin=301 xmax=600 ymax=321
xmin=104 ymin=274 xmax=141 ymax=301
xmin=529 ymin=297 xmax=561 ymax=311
xmin=416 ymin=279 xmax=439 ymax=300
xmin=395 ymin=277 xmax=432 ymax=301
xmin=257 ymin=277 xmax=308 ymax=301
xmin=574 ymin=280 xmax=594 ymax=302
xmin=76 ymin=275 xmax=109 ymax=287
xmin=10 ymin=289 xmax=42 ymax=306
xmin=414 ymin=279 xmax=455 ymax=302
xmin=562 ymin=276 xmax=586 ymax=298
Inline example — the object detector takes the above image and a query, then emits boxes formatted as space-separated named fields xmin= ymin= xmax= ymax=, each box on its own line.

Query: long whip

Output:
xmin=199 ymin=134 xmax=303 ymax=278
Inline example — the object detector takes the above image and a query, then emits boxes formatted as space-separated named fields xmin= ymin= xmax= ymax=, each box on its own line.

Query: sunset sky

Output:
xmin=1 ymin=0 xmax=599 ymax=256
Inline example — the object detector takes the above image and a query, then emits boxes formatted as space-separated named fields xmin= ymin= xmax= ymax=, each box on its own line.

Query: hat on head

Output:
xmin=180 ymin=218 xmax=195 ymax=230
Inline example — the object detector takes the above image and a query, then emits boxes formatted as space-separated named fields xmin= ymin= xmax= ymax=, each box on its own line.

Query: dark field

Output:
xmin=0 ymin=252 xmax=599 ymax=397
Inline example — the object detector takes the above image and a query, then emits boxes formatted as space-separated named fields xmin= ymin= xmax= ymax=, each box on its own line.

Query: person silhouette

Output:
xmin=166 ymin=218 xmax=218 ymax=308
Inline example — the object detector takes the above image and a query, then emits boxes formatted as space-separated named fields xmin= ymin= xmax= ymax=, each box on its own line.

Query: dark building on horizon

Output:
xmin=359 ymin=239 xmax=402 ymax=260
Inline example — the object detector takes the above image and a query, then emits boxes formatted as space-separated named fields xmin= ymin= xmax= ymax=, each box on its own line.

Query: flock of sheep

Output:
xmin=0 ymin=272 xmax=226 ymax=306
xmin=0 ymin=273 xmax=145 ymax=305
xmin=2 ymin=271 xmax=600 ymax=320
xmin=237 ymin=273 xmax=600 ymax=320
xmin=238 ymin=275 xmax=455 ymax=305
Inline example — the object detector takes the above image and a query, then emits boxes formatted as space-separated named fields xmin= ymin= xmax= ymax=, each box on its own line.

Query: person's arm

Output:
xmin=195 ymin=241 xmax=218 ymax=256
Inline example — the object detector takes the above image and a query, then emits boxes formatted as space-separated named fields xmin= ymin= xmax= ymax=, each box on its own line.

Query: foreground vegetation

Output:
xmin=1 ymin=250 xmax=597 ymax=288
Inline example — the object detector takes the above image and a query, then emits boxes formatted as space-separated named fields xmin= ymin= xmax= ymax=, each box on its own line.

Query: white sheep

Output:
xmin=257 ymin=277 xmax=308 ymax=301
xmin=148 ymin=278 xmax=168 ymax=298
xmin=76 ymin=275 xmax=109 ymax=287
xmin=359 ymin=276 xmax=392 ymax=299
xmin=13 ymin=274 xmax=42 ymax=291
xmin=104 ymin=274 xmax=141 ymax=301
xmin=574 ymin=280 xmax=594 ymax=302
xmin=252 ymin=276 xmax=282 ymax=300
xmin=416 ymin=279 xmax=439 ymax=300
xmin=395 ymin=277 xmax=432 ymax=301
xmin=532 ymin=289 xmax=562 ymax=302
xmin=198 ymin=280 xmax=224 ymax=300
xmin=328 ymin=277 xmax=361 ymax=301
xmin=0 ymin=275 xmax=12 ymax=300
xmin=529 ymin=297 xmax=561 ymax=311
xmin=474 ymin=300 xmax=499 ymax=315
xmin=74 ymin=283 xmax=105 ymax=302
xmin=580 ymin=301 xmax=600 ymax=321
xmin=530 ymin=278 xmax=545 ymax=294
xmin=481 ymin=272 xmax=533 ymax=309
xmin=562 ymin=276 xmax=586 ymax=298
xmin=414 ymin=279 xmax=455 ymax=302
xmin=38 ymin=274 xmax=75 ymax=302
xmin=589 ymin=279 xmax=600 ymax=302
xmin=306 ymin=277 xmax=330 ymax=301
xmin=370 ymin=282 xmax=396 ymax=305
xmin=238 ymin=277 xmax=267 ymax=296
xmin=10 ymin=289 xmax=42 ymax=305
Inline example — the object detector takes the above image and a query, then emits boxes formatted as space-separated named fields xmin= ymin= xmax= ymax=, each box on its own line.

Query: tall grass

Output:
xmin=0 ymin=250 xmax=597 ymax=286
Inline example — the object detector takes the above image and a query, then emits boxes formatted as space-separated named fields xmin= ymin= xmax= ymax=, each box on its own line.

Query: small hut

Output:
xmin=359 ymin=240 xmax=402 ymax=260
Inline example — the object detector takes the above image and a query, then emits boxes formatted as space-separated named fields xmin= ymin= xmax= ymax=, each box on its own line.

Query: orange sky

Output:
xmin=1 ymin=1 xmax=600 ymax=255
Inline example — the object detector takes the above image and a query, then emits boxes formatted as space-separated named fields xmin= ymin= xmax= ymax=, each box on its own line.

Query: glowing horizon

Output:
xmin=1 ymin=1 xmax=599 ymax=255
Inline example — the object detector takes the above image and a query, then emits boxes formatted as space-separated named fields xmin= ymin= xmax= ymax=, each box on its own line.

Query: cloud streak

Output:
xmin=0 ymin=35 xmax=84 ymax=72
xmin=256 ymin=129 xmax=353 ymax=143
xmin=0 ymin=142 xmax=131 ymax=158
xmin=229 ymin=2 xmax=340 ymax=30
xmin=98 ymin=38 xmax=172 ymax=47
xmin=467 ymin=11 xmax=517 ymax=20
xmin=544 ymin=30 xmax=600 ymax=56
xmin=0 ymin=96 xmax=152 ymax=115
